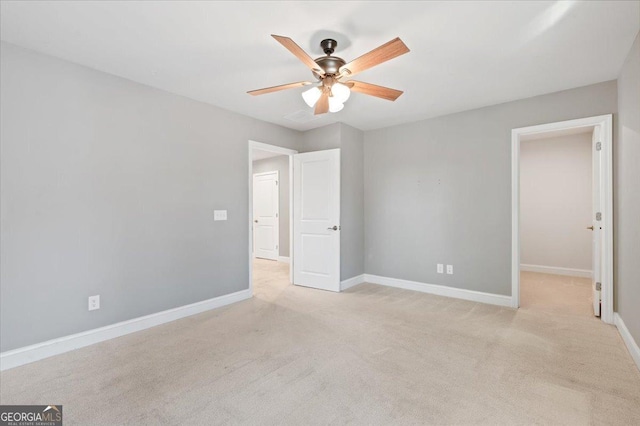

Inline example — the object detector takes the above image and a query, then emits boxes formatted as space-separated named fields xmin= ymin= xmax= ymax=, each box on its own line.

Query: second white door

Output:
xmin=293 ymin=149 xmax=340 ymax=292
xmin=253 ymin=171 xmax=279 ymax=260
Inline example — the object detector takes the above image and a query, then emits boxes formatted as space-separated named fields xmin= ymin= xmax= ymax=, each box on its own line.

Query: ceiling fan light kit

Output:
xmin=331 ymin=82 xmax=351 ymax=103
xmin=302 ymin=86 xmax=322 ymax=107
xmin=248 ymin=35 xmax=409 ymax=115
xmin=328 ymin=96 xmax=344 ymax=113
xmin=303 ymin=82 xmax=350 ymax=110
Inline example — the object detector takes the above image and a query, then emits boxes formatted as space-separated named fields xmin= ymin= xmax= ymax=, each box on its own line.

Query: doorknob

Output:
xmin=586 ymin=226 xmax=594 ymax=230
xmin=254 ymin=220 xmax=258 ymax=223
xmin=327 ymin=225 xmax=339 ymax=231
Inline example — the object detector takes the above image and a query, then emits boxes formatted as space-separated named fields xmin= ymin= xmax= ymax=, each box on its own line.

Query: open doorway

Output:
xmin=249 ymin=141 xmax=342 ymax=295
xmin=512 ymin=115 xmax=613 ymax=323
xmin=520 ymin=127 xmax=594 ymax=316
xmin=249 ymin=141 xmax=296 ymax=296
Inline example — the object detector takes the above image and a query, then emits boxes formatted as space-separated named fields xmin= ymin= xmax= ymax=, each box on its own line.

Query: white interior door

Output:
xmin=591 ymin=126 xmax=602 ymax=317
xmin=253 ymin=171 xmax=279 ymax=260
xmin=293 ymin=149 xmax=340 ymax=292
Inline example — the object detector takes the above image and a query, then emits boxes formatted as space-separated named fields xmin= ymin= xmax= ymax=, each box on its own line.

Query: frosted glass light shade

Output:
xmin=328 ymin=97 xmax=344 ymax=113
xmin=302 ymin=87 xmax=321 ymax=107
xmin=331 ymin=83 xmax=351 ymax=103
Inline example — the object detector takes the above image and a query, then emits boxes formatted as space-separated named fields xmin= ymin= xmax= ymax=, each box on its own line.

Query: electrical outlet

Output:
xmin=437 ymin=264 xmax=444 ymax=274
xmin=88 ymin=295 xmax=100 ymax=311
xmin=214 ymin=210 xmax=227 ymax=221
xmin=446 ymin=265 xmax=453 ymax=275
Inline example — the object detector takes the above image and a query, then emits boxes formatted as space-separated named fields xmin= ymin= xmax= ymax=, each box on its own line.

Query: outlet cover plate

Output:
xmin=446 ymin=265 xmax=453 ymax=275
xmin=88 ymin=295 xmax=100 ymax=311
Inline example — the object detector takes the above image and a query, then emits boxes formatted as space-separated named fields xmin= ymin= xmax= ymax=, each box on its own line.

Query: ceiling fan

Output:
xmin=248 ymin=35 xmax=410 ymax=115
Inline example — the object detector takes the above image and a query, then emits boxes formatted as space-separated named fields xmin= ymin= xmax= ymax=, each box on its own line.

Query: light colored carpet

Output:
xmin=520 ymin=271 xmax=594 ymax=317
xmin=1 ymin=261 xmax=639 ymax=425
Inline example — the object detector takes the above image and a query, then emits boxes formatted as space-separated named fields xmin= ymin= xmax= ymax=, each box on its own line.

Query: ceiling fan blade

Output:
xmin=272 ymin=35 xmax=325 ymax=75
xmin=247 ymin=81 xmax=312 ymax=96
xmin=340 ymin=37 xmax=409 ymax=77
xmin=346 ymin=81 xmax=404 ymax=101
xmin=315 ymin=93 xmax=329 ymax=115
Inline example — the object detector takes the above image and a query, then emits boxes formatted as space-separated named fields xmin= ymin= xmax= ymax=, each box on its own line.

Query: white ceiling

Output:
xmin=1 ymin=1 xmax=638 ymax=131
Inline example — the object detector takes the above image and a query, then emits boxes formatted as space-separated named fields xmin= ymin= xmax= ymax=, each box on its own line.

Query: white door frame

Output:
xmin=511 ymin=114 xmax=614 ymax=323
xmin=249 ymin=141 xmax=297 ymax=295
xmin=252 ymin=170 xmax=279 ymax=260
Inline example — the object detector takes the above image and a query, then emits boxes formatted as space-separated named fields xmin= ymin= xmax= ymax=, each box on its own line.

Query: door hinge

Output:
xmin=275 ymin=245 xmax=278 ymax=250
xmin=596 ymin=142 xmax=602 ymax=151
xmin=275 ymin=181 xmax=278 ymax=185
xmin=596 ymin=212 xmax=602 ymax=221
xmin=595 ymin=282 xmax=601 ymax=291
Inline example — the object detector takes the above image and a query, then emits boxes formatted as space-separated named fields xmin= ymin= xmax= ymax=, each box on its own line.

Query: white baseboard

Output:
xmin=614 ymin=312 xmax=640 ymax=372
xmin=340 ymin=274 xmax=365 ymax=291
xmin=0 ymin=289 xmax=252 ymax=371
xmin=520 ymin=264 xmax=592 ymax=278
xmin=278 ymin=256 xmax=290 ymax=263
xmin=364 ymin=274 xmax=512 ymax=307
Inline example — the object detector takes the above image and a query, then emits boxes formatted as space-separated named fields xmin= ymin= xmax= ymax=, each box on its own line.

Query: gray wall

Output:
xmin=301 ymin=122 xmax=342 ymax=151
xmin=0 ymin=43 xmax=301 ymax=351
xmin=615 ymin=32 xmax=640 ymax=345
xmin=2 ymin=37 xmax=635 ymax=353
xmin=301 ymin=123 xmax=365 ymax=281
xmin=252 ymin=155 xmax=290 ymax=257
xmin=364 ymin=81 xmax=617 ymax=296
xmin=520 ymin=133 xmax=592 ymax=271
xmin=339 ymin=124 xmax=365 ymax=280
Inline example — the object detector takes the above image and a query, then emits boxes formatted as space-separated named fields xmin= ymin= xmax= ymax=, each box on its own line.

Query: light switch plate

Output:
xmin=214 ymin=210 xmax=227 ymax=221
xmin=437 ymin=264 xmax=444 ymax=274
xmin=446 ymin=265 xmax=453 ymax=275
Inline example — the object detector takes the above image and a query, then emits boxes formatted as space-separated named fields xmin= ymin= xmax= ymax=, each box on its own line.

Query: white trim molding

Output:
xmin=0 ymin=289 xmax=252 ymax=371
xmin=520 ymin=264 xmax=592 ymax=278
xmin=278 ymin=256 xmax=290 ymax=263
xmin=340 ymin=274 xmax=365 ymax=291
xmin=249 ymin=141 xmax=297 ymax=156
xmin=512 ymin=114 xmax=614 ymax=323
xmin=364 ymin=274 xmax=512 ymax=307
xmin=614 ymin=313 xmax=640 ymax=372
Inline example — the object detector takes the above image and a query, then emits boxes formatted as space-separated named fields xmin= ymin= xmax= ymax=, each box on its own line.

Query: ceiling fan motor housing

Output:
xmin=312 ymin=39 xmax=346 ymax=79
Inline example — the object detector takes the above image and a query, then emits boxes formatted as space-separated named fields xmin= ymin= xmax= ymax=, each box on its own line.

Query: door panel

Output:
xmin=255 ymin=226 xmax=275 ymax=251
xmin=301 ymin=234 xmax=332 ymax=274
xmin=301 ymin=160 xmax=331 ymax=220
xmin=293 ymin=149 xmax=340 ymax=291
xmin=253 ymin=171 xmax=279 ymax=260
